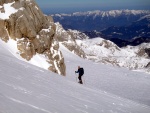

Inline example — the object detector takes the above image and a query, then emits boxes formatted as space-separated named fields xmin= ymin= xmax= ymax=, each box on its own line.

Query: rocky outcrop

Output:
xmin=0 ymin=20 xmax=9 ymax=42
xmin=0 ymin=0 xmax=66 ymax=75
xmin=145 ymin=48 xmax=150 ymax=57
xmin=55 ymin=22 xmax=86 ymax=58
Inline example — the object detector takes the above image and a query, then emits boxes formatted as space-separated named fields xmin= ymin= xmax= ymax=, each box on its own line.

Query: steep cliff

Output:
xmin=0 ymin=0 xmax=66 ymax=75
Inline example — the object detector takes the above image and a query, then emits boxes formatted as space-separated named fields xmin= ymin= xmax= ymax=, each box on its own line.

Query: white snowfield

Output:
xmin=0 ymin=2 xmax=19 ymax=19
xmin=76 ymin=38 xmax=150 ymax=73
xmin=0 ymin=39 xmax=150 ymax=113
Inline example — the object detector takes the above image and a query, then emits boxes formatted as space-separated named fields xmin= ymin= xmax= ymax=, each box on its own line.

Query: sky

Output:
xmin=35 ymin=0 xmax=150 ymax=14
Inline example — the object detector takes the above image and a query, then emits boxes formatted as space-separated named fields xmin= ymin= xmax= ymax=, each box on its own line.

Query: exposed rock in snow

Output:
xmin=0 ymin=0 xmax=66 ymax=75
xmin=145 ymin=48 xmax=150 ymax=57
xmin=54 ymin=20 xmax=150 ymax=74
xmin=55 ymin=22 xmax=86 ymax=58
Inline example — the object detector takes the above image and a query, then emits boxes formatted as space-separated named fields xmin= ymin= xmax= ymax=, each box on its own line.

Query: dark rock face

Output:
xmin=101 ymin=15 xmax=150 ymax=40
xmin=108 ymin=37 xmax=150 ymax=47
xmin=145 ymin=48 xmax=150 ymax=57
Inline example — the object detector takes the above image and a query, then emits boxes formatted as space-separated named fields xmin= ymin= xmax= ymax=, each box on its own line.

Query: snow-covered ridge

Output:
xmin=52 ymin=9 xmax=150 ymax=31
xmin=76 ymin=37 xmax=150 ymax=73
xmin=53 ymin=9 xmax=150 ymax=17
xmin=138 ymin=14 xmax=150 ymax=21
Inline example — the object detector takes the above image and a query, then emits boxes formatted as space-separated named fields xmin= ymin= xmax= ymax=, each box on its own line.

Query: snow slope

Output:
xmin=0 ymin=39 xmax=150 ymax=113
xmin=0 ymin=38 xmax=51 ymax=70
xmin=60 ymin=43 xmax=150 ymax=106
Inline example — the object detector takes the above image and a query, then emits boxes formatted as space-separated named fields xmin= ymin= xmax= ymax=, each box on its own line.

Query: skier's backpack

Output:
xmin=80 ymin=68 xmax=84 ymax=75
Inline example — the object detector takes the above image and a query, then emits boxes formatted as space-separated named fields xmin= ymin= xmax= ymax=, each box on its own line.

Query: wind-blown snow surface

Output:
xmin=0 ymin=40 xmax=150 ymax=113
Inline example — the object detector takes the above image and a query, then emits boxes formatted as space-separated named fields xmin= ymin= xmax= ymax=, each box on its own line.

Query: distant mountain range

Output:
xmin=84 ymin=14 xmax=150 ymax=47
xmin=52 ymin=10 xmax=150 ymax=47
xmin=52 ymin=10 xmax=150 ymax=31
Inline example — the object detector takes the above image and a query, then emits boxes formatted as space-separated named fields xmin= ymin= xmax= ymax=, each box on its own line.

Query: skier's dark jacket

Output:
xmin=75 ymin=68 xmax=84 ymax=76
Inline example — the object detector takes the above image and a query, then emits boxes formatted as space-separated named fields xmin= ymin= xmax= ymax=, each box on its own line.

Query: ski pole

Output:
xmin=75 ymin=73 xmax=77 ymax=82
xmin=83 ymin=76 xmax=86 ymax=85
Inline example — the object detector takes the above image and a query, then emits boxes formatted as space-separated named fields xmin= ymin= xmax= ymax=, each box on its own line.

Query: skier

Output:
xmin=75 ymin=66 xmax=84 ymax=84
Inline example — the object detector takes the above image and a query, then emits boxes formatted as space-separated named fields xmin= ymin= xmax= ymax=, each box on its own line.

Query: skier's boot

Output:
xmin=78 ymin=80 xmax=83 ymax=84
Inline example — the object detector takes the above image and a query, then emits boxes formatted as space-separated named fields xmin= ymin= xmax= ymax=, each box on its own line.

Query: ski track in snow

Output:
xmin=7 ymin=96 xmax=52 ymax=113
xmin=0 ymin=40 xmax=150 ymax=113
